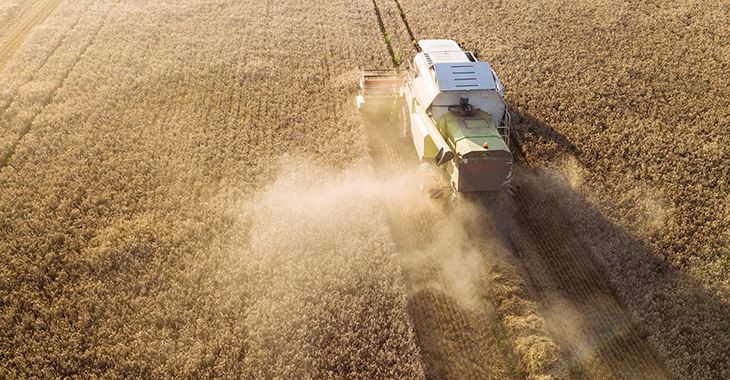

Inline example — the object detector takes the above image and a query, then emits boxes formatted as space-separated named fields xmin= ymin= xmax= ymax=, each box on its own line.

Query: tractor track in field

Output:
xmin=370 ymin=0 xmax=398 ymax=67
xmin=364 ymin=105 xmax=672 ymax=378
xmin=0 ymin=0 xmax=114 ymax=171
xmin=363 ymin=3 xmax=522 ymax=377
xmin=363 ymin=114 xmax=513 ymax=379
xmin=392 ymin=0 xmax=416 ymax=47
xmin=494 ymin=164 xmax=671 ymax=379
xmin=0 ymin=0 xmax=96 ymax=118
xmin=0 ymin=0 xmax=65 ymax=73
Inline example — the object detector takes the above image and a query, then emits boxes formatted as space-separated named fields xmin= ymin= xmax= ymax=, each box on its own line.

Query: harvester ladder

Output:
xmin=498 ymin=109 xmax=511 ymax=146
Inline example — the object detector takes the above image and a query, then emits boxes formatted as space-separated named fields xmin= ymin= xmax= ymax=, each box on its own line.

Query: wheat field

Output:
xmin=1 ymin=0 xmax=728 ymax=379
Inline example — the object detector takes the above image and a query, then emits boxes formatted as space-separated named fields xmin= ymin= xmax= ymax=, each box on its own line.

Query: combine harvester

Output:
xmin=358 ymin=40 xmax=514 ymax=201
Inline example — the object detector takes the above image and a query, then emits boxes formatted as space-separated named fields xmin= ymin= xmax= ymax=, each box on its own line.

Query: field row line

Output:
xmin=395 ymin=0 xmax=416 ymax=48
xmin=392 ymin=0 xmax=416 ymax=46
xmin=0 ymin=1 xmax=115 ymax=172
xmin=370 ymin=0 xmax=419 ymax=68
xmin=1 ymin=0 xmax=91 ymax=119
xmin=0 ymin=0 xmax=98 ymax=160
xmin=368 ymin=3 xmax=557 ymax=375
xmin=628 ymin=0 xmax=728 ymax=69
xmin=0 ymin=0 xmax=64 ymax=73
xmin=369 ymin=0 xmax=397 ymax=67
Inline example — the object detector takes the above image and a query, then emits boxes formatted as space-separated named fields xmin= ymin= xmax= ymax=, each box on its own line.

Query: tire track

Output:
xmin=374 ymin=0 xmax=416 ymax=66
xmin=0 ymin=0 xmax=65 ymax=73
xmin=497 ymin=163 xmax=670 ymax=379
xmin=362 ymin=111 xmax=515 ymax=378
xmin=370 ymin=0 xmax=399 ymax=67
xmin=0 ymin=0 xmax=115 ymax=171
xmin=362 ymin=2 xmax=669 ymax=377
xmin=0 ymin=0 xmax=96 ymax=142
xmin=362 ymin=4 xmax=558 ymax=376
xmin=392 ymin=0 xmax=416 ymax=46
xmin=408 ymin=288 xmax=510 ymax=380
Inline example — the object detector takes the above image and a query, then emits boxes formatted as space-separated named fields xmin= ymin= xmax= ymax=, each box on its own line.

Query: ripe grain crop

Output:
xmin=0 ymin=0 xmax=426 ymax=377
xmin=532 ymin=159 xmax=730 ymax=379
xmin=400 ymin=0 xmax=730 ymax=270
xmin=0 ymin=0 xmax=98 ymax=166
xmin=0 ymin=0 xmax=65 ymax=72
xmin=398 ymin=0 xmax=729 ymax=377
xmin=0 ymin=1 xmax=21 ymax=27
xmin=5 ymin=0 xmax=726 ymax=378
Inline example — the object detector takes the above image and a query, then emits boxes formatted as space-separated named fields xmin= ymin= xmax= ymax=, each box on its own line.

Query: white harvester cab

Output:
xmin=358 ymin=39 xmax=512 ymax=196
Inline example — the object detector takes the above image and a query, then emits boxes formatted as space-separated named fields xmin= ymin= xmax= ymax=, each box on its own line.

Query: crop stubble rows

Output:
xmin=495 ymin=164 xmax=669 ymax=379
xmin=363 ymin=110 xmax=522 ymax=378
xmin=398 ymin=0 xmax=730 ymax=378
xmin=0 ymin=0 xmax=426 ymax=378
xmin=369 ymin=0 xmax=667 ymax=378
xmin=2 ymin=0 xmax=729 ymax=379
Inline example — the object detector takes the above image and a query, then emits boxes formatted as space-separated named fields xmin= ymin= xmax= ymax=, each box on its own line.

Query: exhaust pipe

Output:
xmin=450 ymin=95 xmax=476 ymax=117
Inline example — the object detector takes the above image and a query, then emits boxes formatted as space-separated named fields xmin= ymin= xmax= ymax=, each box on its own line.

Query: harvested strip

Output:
xmin=362 ymin=112 xmax=513 ymax=378
xmin=497 ymin=163 xmax=670 ymax=379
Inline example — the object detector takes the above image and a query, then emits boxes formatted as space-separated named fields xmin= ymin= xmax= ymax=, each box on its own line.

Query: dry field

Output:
xmin=1 ymin=0 xmax=422 ymax=378
xmin=399 ymin=0 xmax=730 ymax=377
xmin=0 ymin=0 xmax=65 ymax=72
xmin=1 ymin=0 xmax=729 ymax=379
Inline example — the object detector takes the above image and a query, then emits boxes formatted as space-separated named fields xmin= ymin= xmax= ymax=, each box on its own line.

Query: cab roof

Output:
xmin=418 ymin=39 xmax=476 ymax=65
xmin=419 ymin=40 xmax=462 ymax=53
xmin=414 ymin=40 xmax=496 ymax=93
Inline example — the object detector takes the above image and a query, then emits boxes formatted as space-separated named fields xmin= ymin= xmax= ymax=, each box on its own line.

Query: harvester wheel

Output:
xmin=399 ymin=104 xmax=412 ymax=139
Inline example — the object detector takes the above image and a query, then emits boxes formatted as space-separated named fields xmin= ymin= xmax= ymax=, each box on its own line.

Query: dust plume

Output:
xmin=241 ymin=160 xmax=424 ymax=379
xmin=390 ymin=197 xmax=489 ymax=312
xmin=239 ymin=156 xmax=512 ymax=377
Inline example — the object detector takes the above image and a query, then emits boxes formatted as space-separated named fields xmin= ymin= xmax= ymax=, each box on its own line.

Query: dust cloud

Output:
xmin=239 ymin=158 xmax=501 ymax=377
xmin=391 ymin=198 xmax=491 ymax=313
xmin=241 ymin=160 xmax=424 ymax=378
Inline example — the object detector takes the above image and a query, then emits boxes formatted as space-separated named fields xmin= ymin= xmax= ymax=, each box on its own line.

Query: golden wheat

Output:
xmin=0 ymin=0 xmax=423 ymax=377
